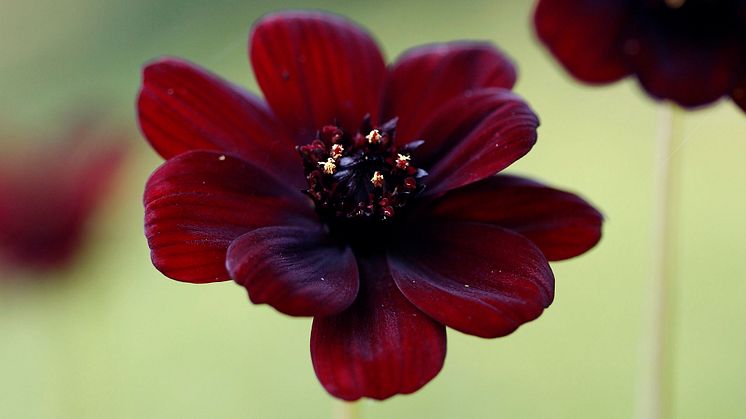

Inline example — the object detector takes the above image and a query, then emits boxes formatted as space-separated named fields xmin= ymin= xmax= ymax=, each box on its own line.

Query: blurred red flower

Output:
xmin=0 ymin=120 xmax=126 ymax=272
xmin=139 ymin=11 xmax=603 ymax=400
xmin=534 ymin=0 xmax=746 ymax=110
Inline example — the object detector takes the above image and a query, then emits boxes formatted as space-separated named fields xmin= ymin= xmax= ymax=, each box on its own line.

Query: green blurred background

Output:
xmin=1 ymin=0 xmax=744 ymax=418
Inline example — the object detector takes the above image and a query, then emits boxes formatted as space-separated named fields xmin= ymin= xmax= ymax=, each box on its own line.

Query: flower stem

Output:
xmin=333 ymin=400 xmax=359 ymax=419
xmin=638 ymin=103 xmax=683 ymax=419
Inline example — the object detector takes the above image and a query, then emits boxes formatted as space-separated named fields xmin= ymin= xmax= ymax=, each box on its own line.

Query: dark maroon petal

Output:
xmin=389 ymin=222 xmax=554 ymax=339
xmin=629 ymin=25 xmax=742 ymax=107
xmin=409 ymin=88 xmax=519 ymax=167
xmin=534 ymin=0 xmax=631 ymax=83
xmin=226 ymin=226 xmax=358 ymax=317
xmin=138 ymin=58 xmax=300 ymax=180
xmin=250 ymin=11 xmax=386 ymax=142
xmin=383 ymin=42 xmax=517 ymax=144
xmin=311 ymin=256 xmax=446 ymax=401
xmin=733 ymin=77 xmax=746 ymax=112
xmin=422 ymin=91 xmax=539 ymax=197
xmin=425 ymin=175 xmax=603 ymax=261
xmin=144 ymin=151 xmax=315 ymax=284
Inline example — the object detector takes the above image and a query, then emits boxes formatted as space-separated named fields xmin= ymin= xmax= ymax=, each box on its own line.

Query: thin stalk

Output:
xmin=637 ymin=103 xmax=683 ymax=419
xmin=333 ymin=400 xmax=359 ymax=419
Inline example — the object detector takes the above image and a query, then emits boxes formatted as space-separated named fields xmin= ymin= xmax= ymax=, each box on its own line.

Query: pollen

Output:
xmin=319 ymin=158 xmax=337 ymax=174
xmin=395 ymin=153 xmax=411 ymax=169
xmin=366 ymin=129 xmax=382 ymax=144
xmin=331 ymin=144 xmax=344 ymax=159
xmin=371 ymin=171 xmax=385 ymax=187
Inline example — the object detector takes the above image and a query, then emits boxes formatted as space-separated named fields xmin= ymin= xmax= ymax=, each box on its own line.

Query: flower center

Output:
xmin=297 ymin=117 xmax=427 ymax=227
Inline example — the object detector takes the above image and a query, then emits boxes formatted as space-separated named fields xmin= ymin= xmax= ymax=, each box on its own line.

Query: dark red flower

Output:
xmin=534 ymin=0 xmax=746 ymax=110
xmin=0 ymin=120 xmax=126 ymax=272
xmin=139 ymin=11 xmax=603 ymax=400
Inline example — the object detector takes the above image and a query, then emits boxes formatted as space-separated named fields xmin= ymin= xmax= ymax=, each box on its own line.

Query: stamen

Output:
xmin=331 ymin=144 xmax=344 ymax=159
xmin=371 ymin=171 xmax=384 ymax=188
xmin=319 ymin=158 xmax=337 ymax=174
xmin=395 ymin=153 xmax=411 ymax=169
xmin=366 ymin=129 xmax=382 ymax=144
xmin=297 ymin=119 xmax=426 ymax=222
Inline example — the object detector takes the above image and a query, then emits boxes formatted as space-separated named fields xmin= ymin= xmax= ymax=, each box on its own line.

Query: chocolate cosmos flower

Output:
xmin=534 ymin=0 xmax=746 ymax=110
xmin=0 ymin=121 xmax=125 ymax=271
xmin=139 ymin=11 xmax=603 ymax=400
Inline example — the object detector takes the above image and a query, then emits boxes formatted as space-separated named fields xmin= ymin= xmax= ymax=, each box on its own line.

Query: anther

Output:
xmin=319 ymin=158 xmax=337 ymax=174
xmin=371 ymin=171 xmax=385 ymax=188
xmin=395 ymin=153 xmax=411 ymax=169
xmin=331 ymin=144 xmax=344 ymax=159
xmin=366 ymin=129 xmax=382 ymax=144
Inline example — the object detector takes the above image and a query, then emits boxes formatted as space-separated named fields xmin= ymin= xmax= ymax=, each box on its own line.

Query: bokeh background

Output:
xmin=1 ymin=1 xmax=744 ymax=418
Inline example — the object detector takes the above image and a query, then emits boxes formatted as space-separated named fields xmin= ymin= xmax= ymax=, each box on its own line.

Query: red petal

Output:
xmin=250 ymin=11 xmax=386 ymax=141
xmin=227 ymin=226 xmax=359 ymax=317
xmin=629 ymin=27 xmax=742 ymax=107
xmin=534 ymin=0 xmax=631 ymax=83
xmin=311 ymin=256 xmax=446 ymax=401
xmin=383 ymin=42 xmax=517 ymax=144
xmin=389 ymin=222 xmax=554 ymax=339
xmin=138 ymin=58 xmax=300 ymax=181
xmin=144 ymin=151 xmax=315 ymax=283
xmin=408 ymin=88 xmax=518 ymax=167
xmin=423 ymin=91 xmax=539 ymax=197
xmin=425 ymin=175 xmax=603 ymax=261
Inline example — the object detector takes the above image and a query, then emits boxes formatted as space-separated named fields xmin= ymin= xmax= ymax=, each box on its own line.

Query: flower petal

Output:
xmin=534 ymin=0 xmax=631 ymax=83
xmin=311 ymin=256 xmax=446 ymax=401
xmin=226 ymin=226 xmax=359 ymax=317
xmin=138 ymin=57 xmax=300 ymax=179
xmin=408 ymin=88 xmax=518 ymax=167
xmin=144 ymin=151 xmax=315 ymax=283
xmin=422 ymin=91 xmax=539 ymax=197
xmin=629 ymin=23 xmax=742 ymax=107
xmin=389 ymin=222 xmax=554 ymax=339
xmin=424 ymin=175 xmax=603 ymax=261
xmin=250 ymin=11 xmax=386 ymax=141
xmin=383 ymin=42 xmax=517 ymax=144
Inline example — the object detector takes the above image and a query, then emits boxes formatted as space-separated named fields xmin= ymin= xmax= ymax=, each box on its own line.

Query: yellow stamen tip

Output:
xmin=331 ymin=144 xmax=344 ymax=160
xmin=319 ymin=158 xmax=337 ymax=175
xmin=371 ymin=171 xmax=384 ymax=187
xmin=366 ymin=129 xmax=382 ymax=144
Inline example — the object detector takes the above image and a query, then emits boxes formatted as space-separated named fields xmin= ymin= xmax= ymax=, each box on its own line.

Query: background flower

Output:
xmin=534 ymin=0 xmax=746 ymax=110
xmin=0 ymin=119 xmax=126 ymax=273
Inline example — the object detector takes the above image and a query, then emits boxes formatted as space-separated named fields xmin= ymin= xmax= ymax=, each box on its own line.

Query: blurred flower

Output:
xmin=534 ymin=0 xmax=746 ymax=110
xmin=139 ymin=11 xmax=603 ymax=400
xmin=0 ymin=119 xmax=126 ymax=272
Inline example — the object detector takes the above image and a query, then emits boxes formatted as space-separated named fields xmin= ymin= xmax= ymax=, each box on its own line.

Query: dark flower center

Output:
xmin=297 ymin=116 xmax=427 ymax=237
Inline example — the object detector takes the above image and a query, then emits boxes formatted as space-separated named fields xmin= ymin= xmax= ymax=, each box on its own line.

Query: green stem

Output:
xmin=333 ymin=400 xmax=359 ymax=419
xmin=638 ymin=103 xmax=683 ymax=419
